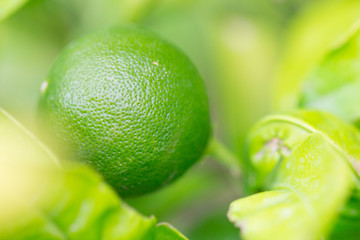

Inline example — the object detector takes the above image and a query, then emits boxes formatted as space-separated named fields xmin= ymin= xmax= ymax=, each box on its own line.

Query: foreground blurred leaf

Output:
xmin=0 ymin=109 xmax=187 ymax=239
xmin=0 ymin=108 xmax=58 ymax=167
xmin=0 ymin=0 xmax=29 ymax=22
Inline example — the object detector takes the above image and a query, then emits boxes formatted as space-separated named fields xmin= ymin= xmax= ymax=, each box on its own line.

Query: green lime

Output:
xmin=38 ymin=26 xmax=211 ymax=197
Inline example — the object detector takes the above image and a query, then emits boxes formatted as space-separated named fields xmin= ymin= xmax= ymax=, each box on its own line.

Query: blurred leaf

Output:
xmin=0 ymin=0 xmax=29 ymax=22
xmin=298 ymin=24 xmax=360 ymax=123
xmin=119 ymin=0 xmax=159 ymax=23
xmin=209 ymin=15 xmax=277 ymax=149
xmin=0 ymin=109 xmax=187 ymax=239
xmin=0 ymin=108 xmax=58 ymax=168
xmin=0 ymin=0 xmax=72 ymax=129
xmin=274 ymin=0 xmax=360 ymax=111
xmin=62 ymin=0 xmax=159 ymax=33
xmin=1 ymin=165 xmax=155 ymax=240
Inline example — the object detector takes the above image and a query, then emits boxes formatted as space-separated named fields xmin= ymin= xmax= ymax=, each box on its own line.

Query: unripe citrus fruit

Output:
xmin=38 ymin=26 xmax=211 ymax=197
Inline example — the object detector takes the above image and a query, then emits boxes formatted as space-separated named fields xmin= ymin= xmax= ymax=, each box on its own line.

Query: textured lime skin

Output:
xmin=39 ymin=27 xmax=211 ymax=197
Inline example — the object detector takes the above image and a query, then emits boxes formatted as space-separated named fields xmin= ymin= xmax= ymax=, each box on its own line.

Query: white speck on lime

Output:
xmin=40 ymin=81 xmax=48 ymax=93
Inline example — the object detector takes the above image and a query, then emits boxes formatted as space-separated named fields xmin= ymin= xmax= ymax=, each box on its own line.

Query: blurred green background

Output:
xmin=2 ymin=0 xmax=360 ymax=238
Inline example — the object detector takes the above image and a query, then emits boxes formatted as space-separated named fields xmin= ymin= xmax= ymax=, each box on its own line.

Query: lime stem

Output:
xmin=206 ymin=137 xmax=242 ymax=177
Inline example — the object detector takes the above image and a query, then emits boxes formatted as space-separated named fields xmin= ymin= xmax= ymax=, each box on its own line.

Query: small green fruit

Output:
xmin=38 ymin=26 xmax=211 ymax=197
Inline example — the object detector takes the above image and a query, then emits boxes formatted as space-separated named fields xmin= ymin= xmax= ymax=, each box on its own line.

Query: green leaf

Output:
xmin=0 ymin=109 xmax=187 ymax=239
xmin=228 ymin=110 xmax=360 ymax=239
xmin=0 ymin=164 xmax=156 ymax=240
xmin=154 ymin=223 xmax=187 ymax=240
xmin=298 ymin=24 xmax=360 ymax=123
xmin=274 ymin=0 xmax=360 ymax=111
xmin=0 ymin=0 xmax=29 ymax=22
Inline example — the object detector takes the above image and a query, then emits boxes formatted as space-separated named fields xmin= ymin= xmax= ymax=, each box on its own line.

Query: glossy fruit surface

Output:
xmin=38 ymin=26 xmax=211 ymax=197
